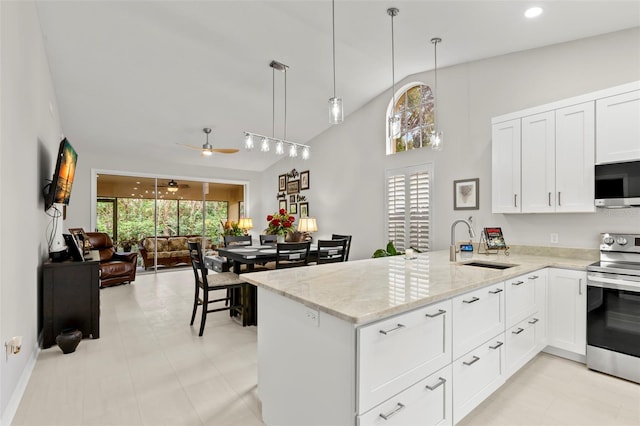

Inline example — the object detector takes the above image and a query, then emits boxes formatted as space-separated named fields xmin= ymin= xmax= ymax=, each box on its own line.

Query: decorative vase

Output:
xmin=56 ymin=328 xmax=82 ymax=354
xmin=276 ymin=234 xmax=285 ymax=244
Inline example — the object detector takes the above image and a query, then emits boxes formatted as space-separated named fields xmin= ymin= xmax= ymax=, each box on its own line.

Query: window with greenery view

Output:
xmin=387 ymin=84 xmax=435 ymax=154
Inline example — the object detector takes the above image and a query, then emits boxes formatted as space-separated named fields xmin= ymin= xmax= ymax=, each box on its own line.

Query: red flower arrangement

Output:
xmin=266 ymin=208 xmax=296 ymax=236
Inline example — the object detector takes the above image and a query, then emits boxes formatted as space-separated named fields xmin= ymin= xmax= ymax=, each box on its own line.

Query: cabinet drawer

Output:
xmin=358 ymin=299 xmax=452 ymax=414
xmin=506 ymin=315 xmax=542 ymax=378
xmin=358 ymin=365 xmax=452 ymax=426
xmin=452 ymin=283 xmax=505 ymax=359
xmin=506 ymin=272 xmax=540 ymax=328
xmin=453 ymin=334 xmax=506 ymax=424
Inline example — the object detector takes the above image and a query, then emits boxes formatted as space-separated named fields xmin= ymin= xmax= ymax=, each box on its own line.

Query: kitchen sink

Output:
xmin=460 ymin=261 xmax=518 ymax=270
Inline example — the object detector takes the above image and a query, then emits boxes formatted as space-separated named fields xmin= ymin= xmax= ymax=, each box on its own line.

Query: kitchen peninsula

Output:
xmin=242 ymin=249 xmax=596 ymax=425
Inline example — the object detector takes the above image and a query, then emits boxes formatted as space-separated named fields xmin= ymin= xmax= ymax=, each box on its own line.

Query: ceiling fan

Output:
xmin=178 ymin=128 xmax=239 ymax=156
xmin=157 ymin=179 xmax=189 ymax=192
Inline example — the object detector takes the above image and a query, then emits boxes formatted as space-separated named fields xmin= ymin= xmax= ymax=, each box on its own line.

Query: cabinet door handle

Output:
xmin=489 ymin=288 xmax=503 ymax=294
xmin=425 ymin=377 xmax=446 ymax=391
xmin=514 ymin=194 xmax=518 ymax=208
xmin=558 ymin=191 xmax=561 ymax=206
xmin=511 ymin=280 xmax=524 ymax=286
xmin=548 ymin=192 xmax=551 ymax=206
xmin=425 ymin=309 xmax=446 ymax=318
xmin=528 ymin=275 xmax=539 ymax=280
xmin=463 ymin=296 xmax=480 ymax=304
xmin=379 ymin=324 xmax=405 ymax=335
xmin=463 ymin=355 xmax=480 ymax=366
xmin=512 ymin=327 xmax=525 ymax=335
xmin=528 ymin=318 xmax=539 ymax=325
xmin=579 ymin=278 xmax=582 ymax=295
xmin=379 ymin=402 xmax=405 ymax=420
xmin=489 ymin=341 xmax=504 ymax=350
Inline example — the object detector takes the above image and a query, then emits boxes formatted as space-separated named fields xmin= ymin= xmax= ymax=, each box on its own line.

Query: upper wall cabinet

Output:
xmin=596 ymin=90 xmax=640 ymax=164
xmin=491 ymin=81 xmax=637 ymax=214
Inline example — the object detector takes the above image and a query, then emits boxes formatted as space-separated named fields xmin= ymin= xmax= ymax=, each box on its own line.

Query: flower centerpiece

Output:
xmin=265 ymin=209 xmax=296 ymax=242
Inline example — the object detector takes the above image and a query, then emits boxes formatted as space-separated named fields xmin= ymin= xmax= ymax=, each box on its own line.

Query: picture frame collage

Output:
xmin=278 ymin=169 xmax=310 ymax=218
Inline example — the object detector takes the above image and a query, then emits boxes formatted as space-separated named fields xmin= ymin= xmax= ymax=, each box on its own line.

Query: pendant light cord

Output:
xmin=332 ymin=0 xmax=336 ymax=98
xmin=272 ymin=66 xmax=275 ymax=138
xmin=391 ymin=11 xmax=396 ymax=107
xmin=284 ymin=67 xmax=287 ymax=141
xmin=431 ymin=37 xmax=441 ymax=130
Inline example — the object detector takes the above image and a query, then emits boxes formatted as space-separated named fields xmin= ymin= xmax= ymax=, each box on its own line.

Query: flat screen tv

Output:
xmin=44 ymin=138 xmax=78 ymax=211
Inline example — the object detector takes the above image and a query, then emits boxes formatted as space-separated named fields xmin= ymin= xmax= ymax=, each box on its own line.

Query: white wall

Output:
xmin=0 ymin=1 xmax=64 ymax=423
xmin=258 ymin=27 xmax=640 ymax=260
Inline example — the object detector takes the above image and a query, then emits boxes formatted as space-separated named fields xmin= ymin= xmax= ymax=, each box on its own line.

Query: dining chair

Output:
xmin=223 ymin=235 xmax=253 ymax=247
xmin=188 ymin=241 xmax=246 ymax=336
xmin=331 ymin=234 xmax=353 ymax=261
xmin=317 ymin=239 xmax=348 ymax=264
xmin=260 ymin=234 xmax=278 ymax=245
xmin=276 ymin=241 xmax=311 ymax=269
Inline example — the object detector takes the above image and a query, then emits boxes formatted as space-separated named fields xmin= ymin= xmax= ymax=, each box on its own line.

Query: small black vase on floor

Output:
xmin=56 ymin=328 xmax=82 ymax=354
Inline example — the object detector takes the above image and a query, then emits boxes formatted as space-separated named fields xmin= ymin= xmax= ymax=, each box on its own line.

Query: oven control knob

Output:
xmin=616 ymin=237 xmax=628 ymax=246
xmin=603 ymin=236 xmax=615 ymax=245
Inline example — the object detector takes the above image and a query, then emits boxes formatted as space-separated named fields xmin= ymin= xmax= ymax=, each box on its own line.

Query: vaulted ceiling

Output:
xmin=35 ymin=1 xmax=640 ymax=172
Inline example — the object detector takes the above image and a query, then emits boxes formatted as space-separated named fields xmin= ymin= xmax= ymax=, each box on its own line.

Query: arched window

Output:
xmin=386 ymin=83 xmax=435 ymax=155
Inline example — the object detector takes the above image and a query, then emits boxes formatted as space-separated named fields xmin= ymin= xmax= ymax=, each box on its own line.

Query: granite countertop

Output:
xmin=241 ymin=248 xmax=597 ymax=326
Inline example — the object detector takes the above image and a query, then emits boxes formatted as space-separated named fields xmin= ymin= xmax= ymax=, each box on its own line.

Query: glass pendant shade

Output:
xmin=289 ymin=144 xmax=298 ymax=158
xmin=388 ymin=114 xmax=401 ymax=139
xmin=302 ymin=146 xmax=310 ymax=160
xmin=431 ymin=130 xmax=443 ymax=151
xmin=275 ymin=141 xmax=284 ymax=155
xmin=329 ymin=97 xmax=343 ymax=124
xmin=260 ymin=137 xmax=270 ymax=152
xmin=244 ymin=133 xmax=254 ymax=150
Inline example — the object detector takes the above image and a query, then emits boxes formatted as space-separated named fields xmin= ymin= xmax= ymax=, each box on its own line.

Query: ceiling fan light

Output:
xmin=167 ymin=180 xmax=179 ymax=193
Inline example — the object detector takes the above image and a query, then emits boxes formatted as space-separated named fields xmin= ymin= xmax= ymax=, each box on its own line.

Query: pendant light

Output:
xmin=244 ymin=60 xmax=310 ymax=159
xmin=431 ymin=37 xmax=443 ymax=151
xmin=387 ymin=8 xmax=401 ymax=140
xmin=328 ymin=0 xmax=343 ymax=124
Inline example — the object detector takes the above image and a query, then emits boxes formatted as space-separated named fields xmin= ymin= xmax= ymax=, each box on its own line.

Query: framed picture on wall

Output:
xmin=279 ymin=199 xmax=287 ymax=211
xmin=300 ymin=170 xmax=310 ymax=190
xmin=287 ymin=179 xmax=300 ymax=195
xmin=289 ymin=195 xmax=296 ymax=203
xmin=453 ymin=178 xmax=479 ymax=210
xmin=290 ymin=203 xmax=297 ymax=214
xmin=299 ymin=202 xmax=309 ymax=218
xmin=278 ymin=174 xmax=286 ymax=191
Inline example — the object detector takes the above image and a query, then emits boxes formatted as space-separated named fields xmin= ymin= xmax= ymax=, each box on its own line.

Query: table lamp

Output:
xmin=297 ymin=217 xmax=318 ymax=240
xmin=238 ymin=218 xmax=253 ymax=236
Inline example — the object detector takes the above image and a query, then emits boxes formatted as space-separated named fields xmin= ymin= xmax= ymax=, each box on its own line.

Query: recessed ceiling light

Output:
xmin=525 ymin=6 xmax=543 ymax=18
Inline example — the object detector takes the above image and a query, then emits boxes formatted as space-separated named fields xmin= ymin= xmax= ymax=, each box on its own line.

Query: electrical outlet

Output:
xmin=550 ymin=233 xmax=559 ymax=244
xmin=304 ymin=307 xmax=319 ymax=326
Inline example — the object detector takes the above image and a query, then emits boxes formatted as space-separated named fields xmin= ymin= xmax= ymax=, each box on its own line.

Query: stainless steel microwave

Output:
xmin=595 ymin=160 xmax=640 ymax=207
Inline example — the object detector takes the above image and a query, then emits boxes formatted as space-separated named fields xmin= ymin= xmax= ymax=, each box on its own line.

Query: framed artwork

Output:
xmin=290 ymin=203 xmax=297 ymax=214
xmin=287 ymin=179 xmax=300 ymax=195
xmin=299 ymin=202 xmax=309 ymax=218
xmin=279 ymin=199 xmax=287 ymax=211
xmin=453 ymin=178 xmax=479 ymax=210
xmin=289 ymin=195 xmax=296 ymax=203
xmin=278 ymin=174 xmax=286 ymax=191
xmin=68 ymin=227 xmax=90 ymax=253
xmin=300 ymin=170 xmax=310 ymax=190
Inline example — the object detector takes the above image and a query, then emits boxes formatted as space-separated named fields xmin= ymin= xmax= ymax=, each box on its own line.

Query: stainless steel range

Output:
xmin=586 ymin=233 xmax=640 ymax=383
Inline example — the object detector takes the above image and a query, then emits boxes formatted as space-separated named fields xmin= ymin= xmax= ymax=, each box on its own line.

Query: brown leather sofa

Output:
xmin=86 ymin=232 xmax=138 ymax=288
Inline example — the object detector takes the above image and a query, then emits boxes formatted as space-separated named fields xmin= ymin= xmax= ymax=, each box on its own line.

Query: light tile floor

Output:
xmin=12 ymin=269 xmax=640 ymax=425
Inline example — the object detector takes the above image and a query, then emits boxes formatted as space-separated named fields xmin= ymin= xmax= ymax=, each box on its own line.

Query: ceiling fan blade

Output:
xmin=212 ymin=148 xmax=239 ymax=154
xmin=176 ymin=143 xmax=203 ymax=151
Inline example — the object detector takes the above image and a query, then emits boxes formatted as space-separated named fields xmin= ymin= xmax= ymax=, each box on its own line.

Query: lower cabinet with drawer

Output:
xmin=452 ymin=334 xmax=506 ymax=424
xmin=358 ymin=365 xmax=452 ymax=426
xmin=358 ymin=299 xmax=452 ymax=414
xmin=506 ymin=314 xmax=544 ymax=378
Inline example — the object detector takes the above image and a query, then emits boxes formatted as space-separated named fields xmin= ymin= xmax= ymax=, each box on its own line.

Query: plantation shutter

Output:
xmin=385 ymin=165 xmax=431 ymax=252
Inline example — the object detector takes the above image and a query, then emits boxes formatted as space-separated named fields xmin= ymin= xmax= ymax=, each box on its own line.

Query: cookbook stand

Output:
xmin=478 ymin=228 xmax=510 ymax=256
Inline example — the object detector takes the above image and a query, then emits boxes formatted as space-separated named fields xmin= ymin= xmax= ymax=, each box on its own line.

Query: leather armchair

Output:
xmin=85 ymin=232 xmax=138 ymax=288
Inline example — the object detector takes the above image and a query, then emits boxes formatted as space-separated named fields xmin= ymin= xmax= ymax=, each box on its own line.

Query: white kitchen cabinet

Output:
xmin=596 ymin=89 xmax=640 ymax=164
xmin=492 ymin=119 xmax=521 ymax=213
xmin=521 ymin=111 xmax=556 ymax=212
xmin=358 ymin=299 xmax=452 ymax=414
xmin=452 ymin=283 xmax=505 ymax=360
xmin=357 ymin=365 xmax=452 ymax=426
xmin=547 ymin=268 xmax=587 ymax=357
xmin=505 ymin=271 xmax=544 ymax=328
xmin=506 ymin=314 xmax=544 ymax=378
xmin=453 ymin=334 xmax=506 ymax=424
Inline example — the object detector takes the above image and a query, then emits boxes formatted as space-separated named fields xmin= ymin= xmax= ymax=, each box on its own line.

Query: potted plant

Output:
xmin=265 ymin=209 xmax=296 ymax=243
xmin=116 ymin=238 xmax=138 ymax=252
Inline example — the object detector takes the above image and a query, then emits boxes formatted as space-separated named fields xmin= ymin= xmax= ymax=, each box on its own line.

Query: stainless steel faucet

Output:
xmin=450 ymin=219 xmax=476 ymax=261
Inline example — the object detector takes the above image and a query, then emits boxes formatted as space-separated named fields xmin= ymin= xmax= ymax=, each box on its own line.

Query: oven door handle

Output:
xmin=587 ymin=274 xmax=640 ymax=293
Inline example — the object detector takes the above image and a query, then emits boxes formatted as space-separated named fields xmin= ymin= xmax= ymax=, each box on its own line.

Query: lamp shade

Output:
xmin=297 ymin=217 xmax=318 ymax=233
xmin=238 ymin=218 xmax=253 ymax=230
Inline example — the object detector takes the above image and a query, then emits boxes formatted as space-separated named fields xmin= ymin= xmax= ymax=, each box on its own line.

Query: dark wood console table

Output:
xmin=40 ymin=260 xmax=100 ymax=348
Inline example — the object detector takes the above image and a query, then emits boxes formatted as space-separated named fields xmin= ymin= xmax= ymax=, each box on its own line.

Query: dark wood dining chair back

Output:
xmin=275 ymin=242 xmax=311 ymax=269
xmin=317 ymin=239 xmax=348 ymax=264
xmin=223 ymin=235 xmax=252 ymax=247
xmin=259 ymin=234 xmax=278 ymax=245
xmin=188 ymin=241 xmax=245 ymax=336
xmin=331 ymin=234 xmax=352 ymax=261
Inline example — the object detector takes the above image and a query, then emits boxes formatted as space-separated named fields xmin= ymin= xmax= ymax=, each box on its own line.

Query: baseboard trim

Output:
xmin=1 ymin=346 xmax=39 ymax=426
xmin=543 ymin=345 xmax=586 ymax=364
